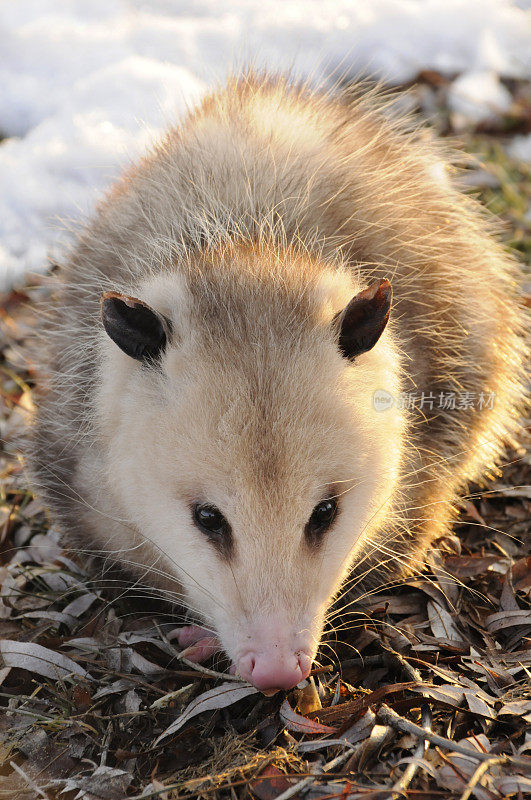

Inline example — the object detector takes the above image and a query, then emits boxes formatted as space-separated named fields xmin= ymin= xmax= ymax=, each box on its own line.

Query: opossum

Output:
xmin=29 ymin=73 xmax=528 ymax=693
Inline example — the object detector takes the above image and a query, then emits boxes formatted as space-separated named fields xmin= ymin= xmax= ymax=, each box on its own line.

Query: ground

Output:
xmin=0 ymin=76 xmax=529 ymax=799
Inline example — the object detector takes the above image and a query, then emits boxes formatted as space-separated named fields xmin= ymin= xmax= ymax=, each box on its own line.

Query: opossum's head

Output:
xmin=97 ymin=245 xmax=405 ymax=693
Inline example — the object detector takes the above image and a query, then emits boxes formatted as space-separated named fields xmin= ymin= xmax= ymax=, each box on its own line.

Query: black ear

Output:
xmin=100 ymin=292 xmax=171 ymax=362
xmin=334 ymin=279 xmax=392 ymax=360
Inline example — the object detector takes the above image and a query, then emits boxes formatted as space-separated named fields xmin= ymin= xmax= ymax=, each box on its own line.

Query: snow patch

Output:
xmin=1 ymin=0 xmax=530 ymax=287
xmin=507 ymin=133 xmax=531 ymax=163
xmin=447 ymin=70 xmax=513 ymax=129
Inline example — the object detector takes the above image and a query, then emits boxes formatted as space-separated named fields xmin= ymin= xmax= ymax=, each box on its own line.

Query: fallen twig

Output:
xmin=389 ymin=703 xmax=431 ymax=799
xmin=272 ymin=746 xmax=358 ymax=800
xmin=458 ymin=757 xmax=506 ymax=800
xmin=9 ymin=761 xmax=51 ymax=800
xmin=377 ymin=705 xmax=531 ymax=772
xmin=178 ymin=656 xmax=243 ymax=682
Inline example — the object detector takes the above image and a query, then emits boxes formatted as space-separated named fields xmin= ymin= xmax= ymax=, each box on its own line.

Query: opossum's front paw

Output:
xmin=169 ymin=625 xmax=222 ymax=663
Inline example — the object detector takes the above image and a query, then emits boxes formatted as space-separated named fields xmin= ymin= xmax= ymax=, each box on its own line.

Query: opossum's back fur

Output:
xmin=31 ymin=73 xmax=527 ymax=587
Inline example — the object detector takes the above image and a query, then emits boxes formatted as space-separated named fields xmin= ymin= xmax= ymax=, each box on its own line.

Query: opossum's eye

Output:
xmin=306 ymin=498 xmax=338 ymax=543
xmin=193 ymin=504 xmax=232 ymax=544
xmin=334 ymin=279 xmax=392 ymax=360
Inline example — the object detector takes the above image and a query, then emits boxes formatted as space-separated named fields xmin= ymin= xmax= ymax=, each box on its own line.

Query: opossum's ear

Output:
xmin=100 ymin=291 xmax=171 ymax=362
xmin=334 ymin=279 xmax=392 ymax=360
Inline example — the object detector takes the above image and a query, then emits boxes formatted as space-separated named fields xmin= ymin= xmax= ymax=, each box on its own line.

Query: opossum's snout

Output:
xmin=234 ymin=618 xmax=314 ymax=693
xmin=237 ymin=650 xmax=311 ymax=694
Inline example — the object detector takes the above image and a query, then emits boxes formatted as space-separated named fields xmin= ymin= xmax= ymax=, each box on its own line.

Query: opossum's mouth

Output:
xmin=170 ymin=624 xmax=313 ymax=694
xmin=170 ymin=624 xmax=220 ymax=663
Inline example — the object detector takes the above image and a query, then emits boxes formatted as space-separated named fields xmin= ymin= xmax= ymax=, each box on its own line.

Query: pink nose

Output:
xmin=238 ymin=651 xmax=312 ymax=693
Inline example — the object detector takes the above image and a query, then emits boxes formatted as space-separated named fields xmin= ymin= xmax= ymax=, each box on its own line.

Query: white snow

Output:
xmin=447 ymin=70 xmax=514 ymax=130
xmin=508 ymin=133 xmax=531 ymax=162
xmin=1 ymin=0 xmax=530 ymax=289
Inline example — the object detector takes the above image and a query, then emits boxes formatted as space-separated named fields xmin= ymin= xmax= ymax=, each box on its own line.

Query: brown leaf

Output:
xmin=461 ymin=500 xmax=487 ymax=525
xmin=344 ymin=724 xmax=394 ymax=772
xmin=444 ymin=554 xmax=508 ymax=579
xmin=151 ymin=779 xmax=171 ymax=800
xmin=155 ymin=681 xmax=258 ymax=744
xmin=280 ymin=698 xmax=336 ymax=735
xmin=364 ymin=593 xmax=425 ymax=615
xmin=436 ymin=734 xmax=494 ymax=795
xmin=485 ymin=610 xmax=531 ymax=632
xmin=427 ymin=601 xmax=464 ymax=642
xmin=251 ymin=765 xmax=298 ymax=800
xmin=294 ymin=678 xmax=321 ymax=715
xmin=297 ymin=710 xmax=376 ymax=753
xmin=512 ymin=556 xmax=531 ymax=592
xmin=65 ymin=766 xmax=133 ymax=799
xmin=0 ymin=640 xmax=90 ymax=680
xmin=309 ymin=682 xmax=418 ymax=730
xmin=72 ymin=685 xmax=92 ymax=711
xmin=498 ymin=699 xmax=531 ymax=723
xmin=409 ymin=683 xmax=494 ymax=718
xmin=495 ymin=775 xmax=531 ymax=796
